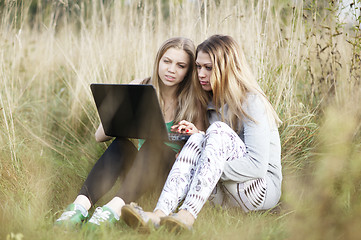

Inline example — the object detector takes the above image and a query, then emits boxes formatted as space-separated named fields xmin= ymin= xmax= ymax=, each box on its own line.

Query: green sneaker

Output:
xmin=54 ymin=203 xmax=88 ymax=227
xmin=86 ymin=206 xmax=120 ymax=228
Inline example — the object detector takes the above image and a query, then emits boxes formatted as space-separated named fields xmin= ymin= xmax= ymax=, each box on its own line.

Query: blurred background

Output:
xmin=0 ymin=0 xmax=360 ymax=239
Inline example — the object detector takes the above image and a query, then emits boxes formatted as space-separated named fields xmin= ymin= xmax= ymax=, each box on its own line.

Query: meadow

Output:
xmin=0 ymin=0 xmax=360 ymax=239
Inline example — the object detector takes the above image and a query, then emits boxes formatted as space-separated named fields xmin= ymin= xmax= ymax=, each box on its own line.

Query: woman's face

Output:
xmin=158 ymin=47 xmax=190 ymax=87
xmin=196 ymin=50 xmax=212 ymax=92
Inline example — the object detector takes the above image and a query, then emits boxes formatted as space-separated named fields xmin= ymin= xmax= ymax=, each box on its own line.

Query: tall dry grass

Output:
xmin=0 ymin=0 xmax=360 ymax=239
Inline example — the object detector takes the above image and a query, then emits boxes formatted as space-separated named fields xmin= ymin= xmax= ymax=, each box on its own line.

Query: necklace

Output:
xmin=163 ymin=99 xmax=175 ymax=117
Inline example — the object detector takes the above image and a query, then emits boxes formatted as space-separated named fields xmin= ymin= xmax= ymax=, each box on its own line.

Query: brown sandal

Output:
xmin=160 ymin=214 xmax=193 ymax=233
xmin=121 ymin=203 xmax=154 ymax=233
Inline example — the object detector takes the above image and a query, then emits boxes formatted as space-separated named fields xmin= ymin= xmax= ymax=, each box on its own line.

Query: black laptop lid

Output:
xmin=90 ymin=84 xmax=169 ymax=140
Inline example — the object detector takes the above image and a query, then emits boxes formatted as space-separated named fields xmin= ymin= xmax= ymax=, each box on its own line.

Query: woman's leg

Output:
xmin=154 ymin=133 xmax=206 ymax=215
xmin=219 ymin=175 xmax=279 ymax=212
xmin=121 ymin=123 xmax=247 ymax=230
xmin=178 ymin=121 xmax=246 ymax=219
xmin=78 ymin=138 xmax=137 ymax=206
xmin=55 ymin=138 xmax=137 ymax=225
xmin=116 ymin=139 xmax=176 ymax=203
xmin=85 ymin=139 xmax=175 ymax=226
xmin=208 ymin=183 xmax=225 ymax=207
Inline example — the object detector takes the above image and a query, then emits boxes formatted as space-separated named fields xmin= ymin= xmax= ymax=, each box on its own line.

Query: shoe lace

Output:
xmin=90 ymin=207 xmax=112 ymax=225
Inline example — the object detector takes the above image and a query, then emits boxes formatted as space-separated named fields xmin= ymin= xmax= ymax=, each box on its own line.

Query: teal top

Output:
xmin=137 ymin=121 xmax=182 ymax=153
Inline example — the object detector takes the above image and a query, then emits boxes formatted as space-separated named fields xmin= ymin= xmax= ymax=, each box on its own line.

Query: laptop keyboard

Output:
xmin=168 ymin=132 xmax=190 ymax=141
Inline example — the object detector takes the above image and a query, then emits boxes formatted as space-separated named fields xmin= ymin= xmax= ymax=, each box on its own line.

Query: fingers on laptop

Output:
xmin=173 ymin=120 xmax=198 ymax=134
xmin=170 ymin=124 xmax=179 ymax=132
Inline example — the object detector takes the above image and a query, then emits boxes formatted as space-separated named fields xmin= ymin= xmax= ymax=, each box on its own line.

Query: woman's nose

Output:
xmin=168 ymin=64 xmax=176 ymax=73
xmin=198 ymin=68 xmax=205 ymax=78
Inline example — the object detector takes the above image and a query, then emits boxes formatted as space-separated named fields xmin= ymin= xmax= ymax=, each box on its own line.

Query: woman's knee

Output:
xmin=112 ymin=138 xmax=136 ymax=151
xmin=188 ymin=131 xmax=206 ymax=143
xmin=206 ymin=121 xmax=233 ymax=134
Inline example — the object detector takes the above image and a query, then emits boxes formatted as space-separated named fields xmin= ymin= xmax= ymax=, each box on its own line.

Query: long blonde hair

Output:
xmin=150 ymin=37 xmax=206 ymax=125
xmin=196 ymin=34 xmax=281 ymax=131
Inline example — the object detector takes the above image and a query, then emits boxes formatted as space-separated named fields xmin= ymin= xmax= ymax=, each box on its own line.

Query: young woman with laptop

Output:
xmin=121 ymin=34 xmax=283 ymax=233
xmin=55 ymin=37 xmax=207 ymax=228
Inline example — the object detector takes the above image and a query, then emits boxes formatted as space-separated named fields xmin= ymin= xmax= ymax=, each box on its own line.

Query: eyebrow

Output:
xmin=163 ymin=56 xmax=188 ymax=65
xmin=196 ymin=61 xmax=212 ymax=65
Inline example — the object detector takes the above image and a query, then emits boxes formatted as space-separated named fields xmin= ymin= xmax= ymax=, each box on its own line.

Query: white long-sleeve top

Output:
xmin=207 ymin=94 xmax=282 ymax=195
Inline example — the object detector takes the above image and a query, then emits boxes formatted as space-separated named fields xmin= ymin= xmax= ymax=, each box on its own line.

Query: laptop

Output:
xmin=90 ymin=83 xmax=190 ymax=141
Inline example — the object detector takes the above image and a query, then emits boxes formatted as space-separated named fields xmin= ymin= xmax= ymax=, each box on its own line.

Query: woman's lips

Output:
xmin=165 ymin=75 xmax=175 ymax=81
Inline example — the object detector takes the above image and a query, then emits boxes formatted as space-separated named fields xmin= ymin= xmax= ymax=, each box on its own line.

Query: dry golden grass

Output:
xmin=0 ymin=0 xmax=360 ymax=239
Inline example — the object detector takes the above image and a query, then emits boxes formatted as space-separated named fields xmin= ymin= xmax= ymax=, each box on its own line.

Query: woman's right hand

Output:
xmin=171 ymin=120 xmax=204 ymax=135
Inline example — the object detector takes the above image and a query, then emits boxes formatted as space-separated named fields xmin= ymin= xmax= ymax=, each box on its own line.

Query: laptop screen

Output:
xmin=91 ymin=84 xmax=169 ymax=140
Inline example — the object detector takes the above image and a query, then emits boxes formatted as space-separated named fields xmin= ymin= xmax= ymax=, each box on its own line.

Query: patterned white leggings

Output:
xmin=154 ymin=121 xmax=268 ymax=218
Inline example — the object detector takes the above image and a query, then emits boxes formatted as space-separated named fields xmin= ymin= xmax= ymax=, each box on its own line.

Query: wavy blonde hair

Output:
xmin=196 ymin=34 xmax=281 ymax=131
xmin=150 ymin=37 xmax=206 ymax=125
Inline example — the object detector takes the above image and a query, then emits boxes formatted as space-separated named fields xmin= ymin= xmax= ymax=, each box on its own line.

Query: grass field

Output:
xmin=1 ymin=0 xmax=360 ymax=239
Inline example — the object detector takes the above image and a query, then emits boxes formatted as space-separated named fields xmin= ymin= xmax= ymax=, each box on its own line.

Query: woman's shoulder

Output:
xmin=243 ymin=93 xmax=279 ymax=128
xmin=242 ymin=93 xmax=267 ymax=116
xmin=244 ymin=93 xmax=263 ymax=106
xmin=129 ymin=79 xmax=143 ymax=84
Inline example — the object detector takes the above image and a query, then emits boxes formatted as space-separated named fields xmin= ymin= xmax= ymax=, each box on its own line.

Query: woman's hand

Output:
xmin=171 ymin=120 xmax=205 ymax=135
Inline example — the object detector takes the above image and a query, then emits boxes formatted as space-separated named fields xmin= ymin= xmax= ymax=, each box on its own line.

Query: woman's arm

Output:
xmin=95 ymin=123 xmax=113 ymax=142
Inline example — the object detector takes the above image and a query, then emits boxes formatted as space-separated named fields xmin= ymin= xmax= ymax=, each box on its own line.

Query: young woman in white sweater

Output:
xmin=122 ymin=34 xmax=282 ymax=232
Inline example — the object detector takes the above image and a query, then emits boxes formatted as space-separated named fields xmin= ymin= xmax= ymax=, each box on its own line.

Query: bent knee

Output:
xmin=207 ymin=121 xmax=233 ymax=133
xmin=188 ymin=132 xmax=206 ymax=142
